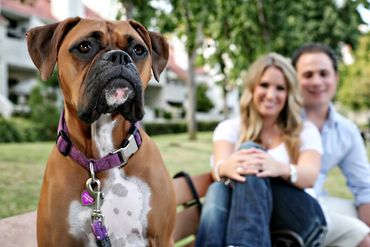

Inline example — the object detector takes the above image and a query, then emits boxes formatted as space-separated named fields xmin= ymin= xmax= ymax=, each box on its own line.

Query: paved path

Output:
xmin=0 ymin=211 xmax=37 ymax=247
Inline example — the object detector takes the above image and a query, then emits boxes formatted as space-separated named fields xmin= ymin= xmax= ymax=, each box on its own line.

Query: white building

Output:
xmin=0 ymin=0 xmax=239 ymax=122
xmin=0 ymin=0 xmax=101 ymax=117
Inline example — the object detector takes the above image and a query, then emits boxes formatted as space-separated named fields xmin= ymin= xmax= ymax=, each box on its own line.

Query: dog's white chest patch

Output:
xmin=91 ymin=114 xmax=117 ymax=157
xmin=68 ymin=168 xmax=151 ymax=246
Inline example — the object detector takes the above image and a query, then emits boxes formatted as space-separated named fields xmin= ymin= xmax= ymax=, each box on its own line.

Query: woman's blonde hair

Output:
xmin=239 ymin=53 xmax=303 ymax=163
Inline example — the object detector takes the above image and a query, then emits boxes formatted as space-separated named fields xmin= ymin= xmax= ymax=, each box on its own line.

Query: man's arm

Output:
xmin=339 ymin=124 xmax=370 ymax=209
xmin=358 ymin=203 xmax=370 ymax=227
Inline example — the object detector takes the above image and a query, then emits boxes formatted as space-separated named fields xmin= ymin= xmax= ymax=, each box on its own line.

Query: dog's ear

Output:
xmin=129 ymin=20 xmax=169 ymax=82
xmin=148 ymin=31 xmax=169 ymax=81
xmin=26 ymin=17 xmax=81 ymax=81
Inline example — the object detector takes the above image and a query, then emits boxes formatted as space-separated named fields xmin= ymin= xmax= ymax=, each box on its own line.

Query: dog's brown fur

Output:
xmin=27 ymin=17 xmax=176 ymax=246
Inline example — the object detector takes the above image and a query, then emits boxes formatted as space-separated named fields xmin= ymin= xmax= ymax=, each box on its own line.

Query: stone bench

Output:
xmin=0 ymin=211 xmax=37 ymax=247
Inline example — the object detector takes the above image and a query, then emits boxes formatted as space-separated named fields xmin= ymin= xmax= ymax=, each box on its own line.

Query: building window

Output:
xmin=5 ymin=16 xmax=28 ymax=39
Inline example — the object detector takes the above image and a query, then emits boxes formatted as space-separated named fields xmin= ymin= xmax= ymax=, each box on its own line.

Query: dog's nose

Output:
xmin=103 ymin=50 xmax=132 ymax=65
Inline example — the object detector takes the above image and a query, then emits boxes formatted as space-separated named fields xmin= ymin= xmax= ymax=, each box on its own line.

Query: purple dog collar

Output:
xmin=56 ymin=110 xmax=142 ymax=173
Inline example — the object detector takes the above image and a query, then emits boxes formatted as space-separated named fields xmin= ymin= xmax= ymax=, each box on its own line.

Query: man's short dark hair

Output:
xmin=292 ymin=43 xmax=338 ymax=72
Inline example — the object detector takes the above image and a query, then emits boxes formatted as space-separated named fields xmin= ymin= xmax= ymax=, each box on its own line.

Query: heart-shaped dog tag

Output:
xmin=81 ymin=190 xmax=95 ymax=206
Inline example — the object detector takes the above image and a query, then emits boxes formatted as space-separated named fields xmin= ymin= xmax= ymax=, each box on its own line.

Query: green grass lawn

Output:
xmin=0 ymin=131 xmax=354 ymax=218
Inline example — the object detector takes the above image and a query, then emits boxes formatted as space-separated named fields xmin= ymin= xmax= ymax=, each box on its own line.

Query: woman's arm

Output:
xmin=293 ymin=150 xmax=321 ymax=188
xmin=212 ymin=140 xmax=235 ymax=181
xmin=291 ymin=121 xmax=322 ymax=188
xmin=213 ymin=140 xmax=320 ymax=188
xmin=253 ymin=149 xmax=320 ymax=189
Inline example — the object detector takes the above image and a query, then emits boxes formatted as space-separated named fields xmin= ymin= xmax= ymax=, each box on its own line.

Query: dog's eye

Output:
xmin=133 ymin=45 xmax=145 ymax=56
xmin=78 ymin=41 xmax=92 ymax=53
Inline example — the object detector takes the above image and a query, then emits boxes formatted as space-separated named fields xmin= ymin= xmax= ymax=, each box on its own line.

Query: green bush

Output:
xmin=0 ymin=117 xmax=44 ymax=143
xmin=12 ymin=117 xmax=43 ymax=142
xmin=154 ymin=108 xmax=173 ymax=119
xmin=197 ymin=84 xmax=214 ymax=113
xmin=0 ymin=118 xmax=22 ymax=142
xmin=198 ymin=121 xmax=219 ymax=132
xmin=0 ymin=70 xmax=60 ymax=143
xmin=143 ymin=120 xmax=219 ymax=136
xmin=28 ymin=84 xmax=59 ymax=141
xmin=0 ymin=118 xmax=220 ymax=142
xmin=144 ymin=122 xmax=186 ymax=135
xmin=154 ymin=108 xmax=161 ymax=118
xmin=163 ymin=111 xmax=172 ymax=119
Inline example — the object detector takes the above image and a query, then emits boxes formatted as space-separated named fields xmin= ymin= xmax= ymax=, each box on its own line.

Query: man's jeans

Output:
xmin=195 ymin=142 xmax=326 ymax=247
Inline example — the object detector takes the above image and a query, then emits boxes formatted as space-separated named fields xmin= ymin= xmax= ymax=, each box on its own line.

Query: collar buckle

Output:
xmin=111 ymin=134 xmax=139 ymax=166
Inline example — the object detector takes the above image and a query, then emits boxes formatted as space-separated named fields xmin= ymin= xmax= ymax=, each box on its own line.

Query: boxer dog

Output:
xmin=26 ymin=17 xmax=176 ymax=247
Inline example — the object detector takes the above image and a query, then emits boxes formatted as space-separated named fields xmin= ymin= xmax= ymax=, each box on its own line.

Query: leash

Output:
xmin=87 ymin=162 xmax=112 ymax=246
xmin=56 ymin=109 xmax=142 ymax=246
xmin=173 ymin=171 xmax=203 ymax=211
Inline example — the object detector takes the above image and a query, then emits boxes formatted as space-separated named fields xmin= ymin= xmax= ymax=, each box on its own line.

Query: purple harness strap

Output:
xmin=56 ymin=110 xmax=142 ymax=173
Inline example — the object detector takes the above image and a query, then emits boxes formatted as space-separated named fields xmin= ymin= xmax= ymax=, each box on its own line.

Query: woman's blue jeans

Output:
xmin=195 ymin=142 xmax=326 ymax=247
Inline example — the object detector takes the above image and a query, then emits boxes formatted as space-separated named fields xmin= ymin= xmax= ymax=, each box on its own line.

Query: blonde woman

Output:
xmin=196 ymin=53 xmax=326 ymax=247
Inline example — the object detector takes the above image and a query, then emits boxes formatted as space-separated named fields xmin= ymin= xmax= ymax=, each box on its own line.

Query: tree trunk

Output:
xmin=123 ymin=2 xmax=133 ymax=19
xmin=256 ymin=0 xmax=270 ymax=50
xmin=187 ymin=48 xmax=197 ymax=140
xmin=218 ymin=56 xmax=229 ymax=120
xmin=222 ymin=83 xmax=229 ymax=119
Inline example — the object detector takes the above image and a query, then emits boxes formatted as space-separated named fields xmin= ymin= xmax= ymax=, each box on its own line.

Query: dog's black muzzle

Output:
xmin=78 ymin=50 xmax=144 ymax=124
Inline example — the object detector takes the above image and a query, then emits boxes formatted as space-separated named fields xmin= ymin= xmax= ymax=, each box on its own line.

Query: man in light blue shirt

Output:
xmin=293 ymin=43 xmax=370 ymax=246
xmin=315 ymin=104 xmax=370 ymax=206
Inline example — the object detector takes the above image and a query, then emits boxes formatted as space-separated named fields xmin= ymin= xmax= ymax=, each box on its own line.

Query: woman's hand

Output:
xmin=218 ymin=148 xmax=261 ymax=182
xmin=249 ymin=149 xmax=289 ymax=178
xmin=218 ymin=148 xmax=289 ymax=182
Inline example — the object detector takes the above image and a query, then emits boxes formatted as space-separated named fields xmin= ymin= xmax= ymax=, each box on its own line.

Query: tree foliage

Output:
xmin=116 ymin=0 xmax=156 ymax=28
xmin=113 ymin=0 xmax=370 ymax=128
xmin=156 ymin=1 xmax=216 ymax=140
xmin=116 ymin=1 xmax=215 ymax=139
xmin=204 ymin=0 xmax=367 ymax=81
xmin=338 ymin=33 xmax=370 ymax=111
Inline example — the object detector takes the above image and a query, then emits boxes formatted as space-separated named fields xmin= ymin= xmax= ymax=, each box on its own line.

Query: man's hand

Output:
xmin=358 ymin=203 xmax=370 ymax=227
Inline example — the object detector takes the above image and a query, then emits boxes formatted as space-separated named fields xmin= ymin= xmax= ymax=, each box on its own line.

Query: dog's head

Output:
xmin=26 ymin=17 xmax=169 ymax=123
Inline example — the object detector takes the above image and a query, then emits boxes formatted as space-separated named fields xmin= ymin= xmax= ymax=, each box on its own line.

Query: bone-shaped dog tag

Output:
xmin=81 ymin=189 xmax=95 ymax=206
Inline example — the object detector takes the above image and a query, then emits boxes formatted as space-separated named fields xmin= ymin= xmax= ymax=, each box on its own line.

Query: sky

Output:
xmin=82 ymin=0 xmax=120 ymax=19
xmin=359 ymin=4 xmax=370 ymax=25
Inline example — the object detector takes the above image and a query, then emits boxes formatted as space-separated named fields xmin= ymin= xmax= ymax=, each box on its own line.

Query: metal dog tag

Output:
xmin=81 ymin=189 xmax=95 ymax=206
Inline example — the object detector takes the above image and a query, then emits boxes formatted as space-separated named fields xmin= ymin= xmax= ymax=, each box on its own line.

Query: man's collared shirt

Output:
xmin=313 ymin=104 xmax=370 ymax=206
